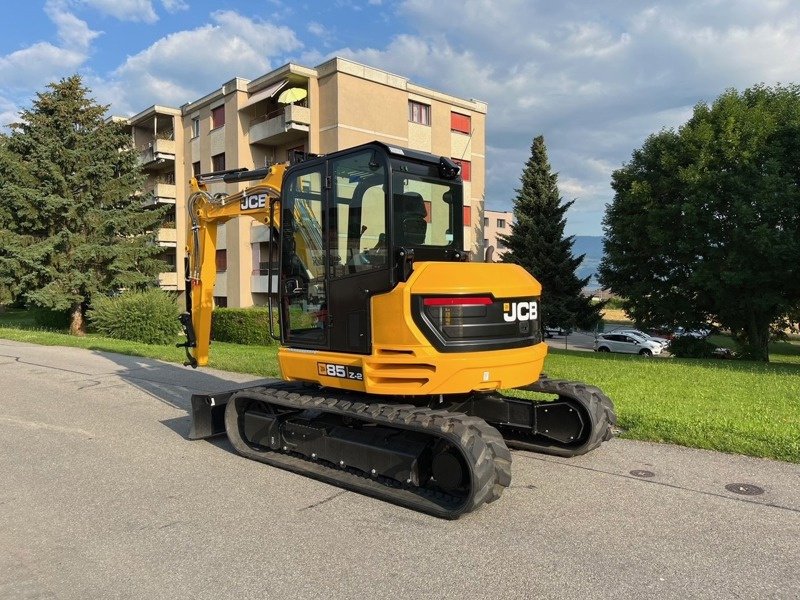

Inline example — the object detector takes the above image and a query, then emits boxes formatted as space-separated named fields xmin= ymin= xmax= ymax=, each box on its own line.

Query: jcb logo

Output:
xmin=240 ymin=193 xmax=267 ymax=211
xmin=503 ymin=300 xmax=538 ymax=322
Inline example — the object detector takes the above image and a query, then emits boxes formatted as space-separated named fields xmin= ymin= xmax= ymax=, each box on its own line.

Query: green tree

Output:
xmin=0 ymin=75 xmax=168 ymax=334
xmin=599 ymin=84 xmax=800 ymax=361
xmin=500 ymin=135 xmax=602 ymax=332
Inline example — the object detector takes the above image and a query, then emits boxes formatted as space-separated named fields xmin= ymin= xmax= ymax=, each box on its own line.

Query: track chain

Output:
xmin=224 ymin=382 xmax=512 ymax=519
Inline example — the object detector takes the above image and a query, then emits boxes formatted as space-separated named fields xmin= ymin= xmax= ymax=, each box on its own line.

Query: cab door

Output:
xmin=279 ymin=164 xmax=328 ymax=349
xmin=325 ymin=149 xmax=393 ymax=354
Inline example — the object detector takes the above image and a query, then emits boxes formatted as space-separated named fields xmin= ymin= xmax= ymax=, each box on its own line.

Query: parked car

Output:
xmin=544 ymin=326 xmax=568 ymax=338
xmin=612 ymin=328 xmax=670 ymax=349
xmin=594 ymin=332 xmax=663 ymax=356
xmin=673 ymin=327 xmax=711 ymax=339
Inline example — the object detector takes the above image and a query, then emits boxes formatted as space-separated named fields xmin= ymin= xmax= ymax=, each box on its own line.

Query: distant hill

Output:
xmin=572 ymin=235 xmax=604 ymax=288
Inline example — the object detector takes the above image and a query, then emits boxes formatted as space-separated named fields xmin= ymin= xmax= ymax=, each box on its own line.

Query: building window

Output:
xmin=215 ymin=249 xmax=227 ymax=272
xmin=211 ymin=105 xmax=225 ymax=129
xmin=463 ymin=205 xmax=471 ymax=226
xmin=484 ymin=217 xmax=489 ymax=227
xmin=192 ymin=161 xmax=201 ymax=176
xmin=408 ymin=100 xmax=431 ymax=126
xmin=497 ymin=239 xmax=507 ymax=250
xmin=483 ymin=238 xmax=488 ymax=247
xmin=453 ymin=158 xmax=471 ymax=182
xmin=213 ymin=296 xmax=228 ymax=308
xmin=451 ymin=112 xmax=471 ymax=135
xmin=497 ymin=218 xmax=506 ymax=228
xmin=211 ymin=153 xmax=225 ymax=172
xmin=191 ymin=117 xmax=200 ymax=138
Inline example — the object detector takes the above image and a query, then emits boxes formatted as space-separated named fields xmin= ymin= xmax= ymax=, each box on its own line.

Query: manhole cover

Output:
xmin=630 ymin=470 xmax=655 ymax=478
xmin=725 ymin=483 xmax=764 ymax=496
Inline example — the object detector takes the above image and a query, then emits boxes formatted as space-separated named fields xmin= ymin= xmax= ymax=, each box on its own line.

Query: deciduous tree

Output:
xmin=599 ymin=85 xmax=800 ymax=361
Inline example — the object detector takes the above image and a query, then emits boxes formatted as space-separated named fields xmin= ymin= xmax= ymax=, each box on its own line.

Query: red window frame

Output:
xmin=463 ymin=205 xmax=472 ymax=226
xmin=453 ymin=158 xmax=471 ymax=182
xmin=451 ymin=112 xmax=471 ymax=134
xmin=215 ymin=249 xmax=227 ymax=272
xmin=211 ymin=153 xmax=225 ymax=172
xmin=211 ymin=105 xmax=225 ymax=129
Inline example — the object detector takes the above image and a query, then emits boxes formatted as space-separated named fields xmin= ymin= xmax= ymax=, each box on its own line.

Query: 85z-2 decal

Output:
xmin=317 ymin=362 xmax=364 ymax=381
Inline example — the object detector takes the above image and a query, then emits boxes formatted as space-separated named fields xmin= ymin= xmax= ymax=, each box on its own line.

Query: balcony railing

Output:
xmin=249 ymin=104 xmax=311 ymax=146
xmin=156 ymin=227 xmax=177 ymax=246
xmin=158 ymin=271 xmax=178 ymax=289
xmin=251 ymin=273 xmax=279 ymax=294
xmin=252 ymin=262 xmax=279 ymax=276
xmin=142 ymin=182 xmax=177 ymax=205
xmin=139 ymin=138 xmax=176 ymax=166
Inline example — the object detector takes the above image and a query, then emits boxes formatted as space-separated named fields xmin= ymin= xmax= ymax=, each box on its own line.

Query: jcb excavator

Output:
xmin=181 ymin=141 xmax=615 ymax=518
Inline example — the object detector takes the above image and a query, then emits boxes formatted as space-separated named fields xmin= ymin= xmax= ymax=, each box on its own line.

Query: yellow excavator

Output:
xmin=181 ymin=141 xmax=615 ymax=518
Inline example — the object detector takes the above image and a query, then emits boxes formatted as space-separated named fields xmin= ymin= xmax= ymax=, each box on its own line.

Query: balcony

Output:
xmin=156 ymin=227 xmax=177 ymax=247
xmin=251 ymin=274 xmax=279 ymax=294
xmin=143 ymin=182 xmax=177 ymax=206
xmin=251 ymin=262 xmax=278 ymax=294
xmin=249 ymin=104 xmax=310 ymax=146
xmin=158 ymin=271 xmax=178 ymax=289
xmin=140 ymin=138 xmax=176 ymax=168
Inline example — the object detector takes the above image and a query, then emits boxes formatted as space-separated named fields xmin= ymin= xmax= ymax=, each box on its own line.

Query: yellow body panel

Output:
xmin=278 ymin=261 xmax=548 ymax=395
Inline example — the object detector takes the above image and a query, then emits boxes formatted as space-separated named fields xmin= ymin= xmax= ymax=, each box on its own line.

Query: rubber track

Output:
xmin=502 ymin=377 xmax=617 ymax=458
xmin=224 ymin=383 xmax=512 ymax=519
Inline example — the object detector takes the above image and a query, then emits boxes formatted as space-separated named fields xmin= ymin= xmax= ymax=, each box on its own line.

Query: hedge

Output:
xmin=211 ymin=307 xmax=278 ymax=346
xmin=88 ymin=289 xmax=181 ymax=345
xmin=31 ymin=307 xmax=71 ymax=330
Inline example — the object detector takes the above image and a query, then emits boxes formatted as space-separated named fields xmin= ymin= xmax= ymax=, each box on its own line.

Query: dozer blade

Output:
xmin=202 ymin=382 xmax=511 ymax=519
xmin=188 ymin=384 xmax=267 ymax=440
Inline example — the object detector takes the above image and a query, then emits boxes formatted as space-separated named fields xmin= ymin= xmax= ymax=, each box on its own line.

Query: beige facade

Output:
xmin=484 ymin=209 xmax=514 ymax=260
xmin=126 ymin=57 xmax=487 ymax=308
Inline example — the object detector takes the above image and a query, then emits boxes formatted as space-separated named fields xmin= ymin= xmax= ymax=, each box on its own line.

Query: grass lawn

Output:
xmin=1 ymin=308 xmax=798 ymax=463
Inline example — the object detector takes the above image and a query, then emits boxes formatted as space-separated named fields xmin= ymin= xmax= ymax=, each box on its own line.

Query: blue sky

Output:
xmin=3 ymin=0 xmax=800 ymax=236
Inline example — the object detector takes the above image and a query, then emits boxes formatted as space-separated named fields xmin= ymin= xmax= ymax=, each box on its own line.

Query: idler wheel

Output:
xmin=431 ymin=448 xmax=466 ymax=492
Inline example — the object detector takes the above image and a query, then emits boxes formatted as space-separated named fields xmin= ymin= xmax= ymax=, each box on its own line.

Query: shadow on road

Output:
xmin=91 ymin=349 xmax=277 ymax=443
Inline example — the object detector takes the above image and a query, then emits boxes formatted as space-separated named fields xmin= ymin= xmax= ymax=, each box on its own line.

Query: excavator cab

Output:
xmin=277 ymin=143 xmax=464 ymax=355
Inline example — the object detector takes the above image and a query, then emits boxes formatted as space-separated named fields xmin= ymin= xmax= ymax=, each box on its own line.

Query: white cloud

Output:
xmin=335 ymin=0 xmax=800 ymax=233
xmin=78 ymin=0 xmax=158 ymax=23
xmin=47 ymin=1 xmax=102 ymax=50
xmin=98 ymin=11 xmax=302 ymax=113
xmin=0 ymin=1 xmax=99 ymax=99
xmin=161 ymin=0 xmax=188 ymax=12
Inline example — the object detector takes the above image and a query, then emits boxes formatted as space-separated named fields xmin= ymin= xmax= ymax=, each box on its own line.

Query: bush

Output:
xmin=668 ymin=335 xmax=717 ymax=359
xmin=211 ymin=307 xmax=278 ymax=346
xmin=88 ymin=289 xmax=180 ymax=344
xmin=31 ymin=307 xmax=71 ymax=330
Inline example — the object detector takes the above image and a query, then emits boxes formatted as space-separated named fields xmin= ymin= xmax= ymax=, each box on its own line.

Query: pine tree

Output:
xmin=0 ymin=75 xmax=168 ymax=334
xmin=499 ymin=135 xmax=602 ymax=332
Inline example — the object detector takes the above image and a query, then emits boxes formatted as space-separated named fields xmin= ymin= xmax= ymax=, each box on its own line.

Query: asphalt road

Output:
xmin=1 ymin=339 xmax=798 ymax=600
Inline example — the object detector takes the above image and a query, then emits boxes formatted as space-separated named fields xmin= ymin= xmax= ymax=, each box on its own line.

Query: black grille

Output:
xmin=411 ymin=295 xmax=541 ymax=353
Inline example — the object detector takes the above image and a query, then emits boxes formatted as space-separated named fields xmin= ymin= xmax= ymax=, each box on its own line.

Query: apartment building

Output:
xmin=483 ymin=209 xmax=514 ymax=260
xmin=125 ymin=57 xmax=486 ymax=308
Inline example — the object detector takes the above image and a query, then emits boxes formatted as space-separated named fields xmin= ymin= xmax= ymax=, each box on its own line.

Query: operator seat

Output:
xmin=394 ymin=192 xmax=428 ymax=245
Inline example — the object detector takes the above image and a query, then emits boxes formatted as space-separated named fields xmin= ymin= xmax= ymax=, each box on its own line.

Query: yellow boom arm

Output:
xmin=180 ymin=163 xmax=286 ymax=367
